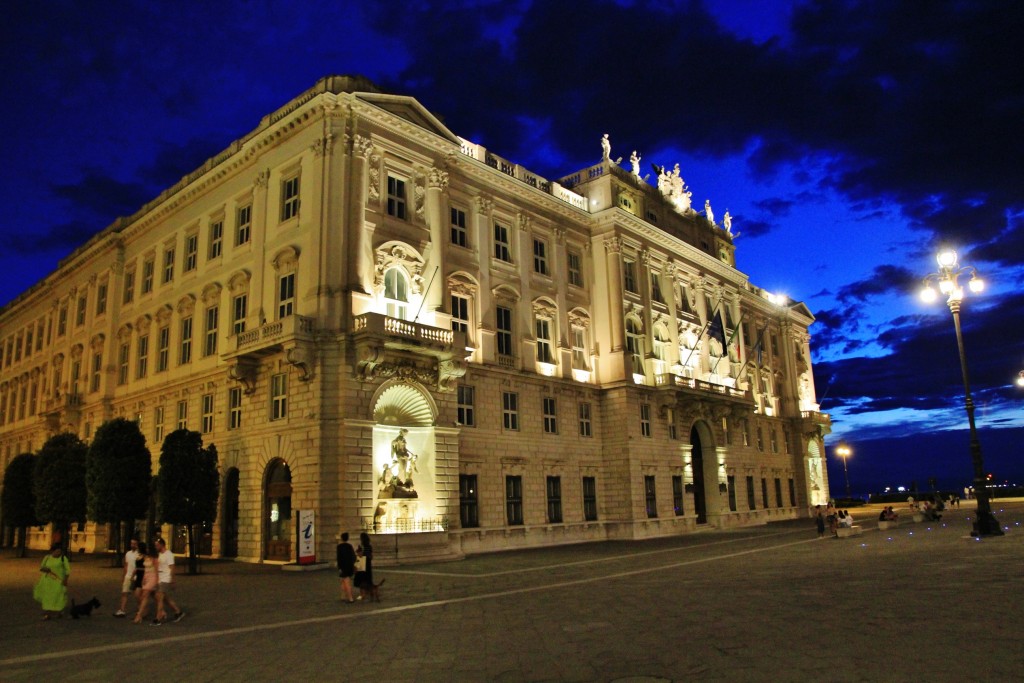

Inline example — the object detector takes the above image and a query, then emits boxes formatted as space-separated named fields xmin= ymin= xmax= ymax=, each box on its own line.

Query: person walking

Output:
xmin=115 ymin=538 xmax=140 ymax=617
xmin=34 ymin=542 xmax=70 ymax=620
xmin=154 ymin=537 xmax=184 ymax=624
xmin=814 ymin=505 xmax=826 ymax=538
xmin=337 ymin=532 xmax=357 ymax=603
xmin=133 ymin=542 xmax=159 ymax=624
xmin=355 ymin=532 xmax=374 ymax=601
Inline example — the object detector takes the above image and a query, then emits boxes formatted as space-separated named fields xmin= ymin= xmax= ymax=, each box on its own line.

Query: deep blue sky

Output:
xmin=2 ymin=1 xmax=1022 ymax=494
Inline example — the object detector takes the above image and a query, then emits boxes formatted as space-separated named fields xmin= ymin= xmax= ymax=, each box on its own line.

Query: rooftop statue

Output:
xmin=630 ymin=150 xmax=641 ymax=177
xmin=601 ymin=133 xmax=611 ymax=161
xmin=723 ymin=210 xmax=732 ymax=234
xmin=704 ymin=199 xmax=714 ymax=224
xmin=653 ymin=162 xmax=693 ymax=212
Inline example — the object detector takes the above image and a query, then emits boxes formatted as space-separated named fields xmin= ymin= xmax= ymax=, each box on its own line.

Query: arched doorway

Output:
xmin=221 ymin=468 xmax=240 ymax=558
xmin=264 ymin=459 xmax=292 ymax=561
xmin=691 ymin=425 xmax=708 ymax=524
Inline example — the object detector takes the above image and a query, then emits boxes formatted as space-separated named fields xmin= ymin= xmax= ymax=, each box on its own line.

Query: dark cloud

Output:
xmin=835 ymin=264 xmax=918 ymax=304
xmin=50 ymin=171 xmax=153 ymax=225
xmin=8 ymin=220 xmax=102 ymax=255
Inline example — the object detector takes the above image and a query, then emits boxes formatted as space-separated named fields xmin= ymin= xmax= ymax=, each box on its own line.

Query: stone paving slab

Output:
xmin=1 ymin=500 xmax=1022 ymax=682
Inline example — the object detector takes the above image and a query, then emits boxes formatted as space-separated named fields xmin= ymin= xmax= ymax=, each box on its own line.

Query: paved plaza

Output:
xmin=1 ymin=500 xmax=1022 ymax=682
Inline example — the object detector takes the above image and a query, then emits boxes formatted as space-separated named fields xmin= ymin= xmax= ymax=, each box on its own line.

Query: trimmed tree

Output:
xmin=2 ymin=453 xmax=38 ymax=557
xmin=34 ymin=433 xmax=88 ymax=556
xmin=156 ymin=429 xmax=219 ymax=575
xmin=86 ymin=418 xmax=152 ymax=565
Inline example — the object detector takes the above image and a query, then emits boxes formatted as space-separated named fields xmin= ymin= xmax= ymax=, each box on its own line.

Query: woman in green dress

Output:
xmin=34 ymin=542 xmax=70 ymax=619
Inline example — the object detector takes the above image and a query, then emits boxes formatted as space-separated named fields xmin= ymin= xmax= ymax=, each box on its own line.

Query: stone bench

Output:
xmin=912 ymin=514 xmax=925 ymax=523
xmin=835 ymin=525 xmax=863 ymax=538
xmin=877 ymin=520 xmax=899 ymax=530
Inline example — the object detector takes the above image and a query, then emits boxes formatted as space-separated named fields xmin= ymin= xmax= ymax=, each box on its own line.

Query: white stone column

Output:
xmin=423 ymin=168 xmax=449 ymax=315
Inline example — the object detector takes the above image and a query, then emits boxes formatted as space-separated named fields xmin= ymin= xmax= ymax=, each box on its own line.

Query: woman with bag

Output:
xmin=34 ymin=542 xmax=70 ymax=620
xmin=355 ymin=532 xmax=375 ymax=601
xmin=133 ymin=542 xmax=160 ymax=624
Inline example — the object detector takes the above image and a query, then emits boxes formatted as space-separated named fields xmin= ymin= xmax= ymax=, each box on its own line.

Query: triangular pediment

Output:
xmin=356 ymin=93 xmax=461 ymax=144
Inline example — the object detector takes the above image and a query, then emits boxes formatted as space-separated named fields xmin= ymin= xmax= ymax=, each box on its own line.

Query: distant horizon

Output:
xmin=823 ymin=425 xmax=1024 ymax=498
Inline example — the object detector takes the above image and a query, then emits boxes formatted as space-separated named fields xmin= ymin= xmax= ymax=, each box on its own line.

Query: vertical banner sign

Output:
xmin=297 ymin=509 xmax=316 ymax=565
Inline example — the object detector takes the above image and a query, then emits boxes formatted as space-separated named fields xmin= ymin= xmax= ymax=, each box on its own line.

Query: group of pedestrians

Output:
xmin=115 ymin=536 xmax=185 ymax=625
xmin=812 ymin=503 xmax=855 ymax=537
xmin=336 ymin=531 xmax=375 ymax=603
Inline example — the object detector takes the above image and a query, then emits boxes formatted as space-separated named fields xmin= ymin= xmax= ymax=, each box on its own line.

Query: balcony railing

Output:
xmin=353 ymin=312 xmax=462 ymax=354
xmin=458 ymin=137 xmax=586 ymax=212
xmin=656 ymin=373 xmax=748 ymax=399
xmin=231 ymin=315 xmax=315 ymax=354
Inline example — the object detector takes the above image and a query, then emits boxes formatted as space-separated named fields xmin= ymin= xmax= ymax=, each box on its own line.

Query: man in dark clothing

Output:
xmin=336 ymin=532 xmax=357 ymax=603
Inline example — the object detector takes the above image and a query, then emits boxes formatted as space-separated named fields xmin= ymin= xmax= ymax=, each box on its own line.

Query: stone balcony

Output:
xmin=655 ymin=372 xmax=754 ymax=422
xmin=225 ymin=315 xmax=317 ymax=391
xmin=352 ymin=312 xmax=467 ymax=391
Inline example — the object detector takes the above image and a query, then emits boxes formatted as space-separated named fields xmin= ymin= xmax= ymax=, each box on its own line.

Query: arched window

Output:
xmin=653 ymin=325 xmax=669 ymax=362
xmin=384 ymin=267 xmax=409 ymax=320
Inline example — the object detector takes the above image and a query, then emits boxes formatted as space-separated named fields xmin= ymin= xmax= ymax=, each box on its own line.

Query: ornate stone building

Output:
xmin=0 ymin=75 xmax=831 ymax=564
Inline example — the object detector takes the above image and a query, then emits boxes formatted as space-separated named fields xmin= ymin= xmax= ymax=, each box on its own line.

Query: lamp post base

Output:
xmin=971 ymin=511 xmax=1004 ymax=537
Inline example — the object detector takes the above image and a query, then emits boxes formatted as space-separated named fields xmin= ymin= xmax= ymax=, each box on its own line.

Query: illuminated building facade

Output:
xmin=0 ymin=76 xmax=832 ymax=563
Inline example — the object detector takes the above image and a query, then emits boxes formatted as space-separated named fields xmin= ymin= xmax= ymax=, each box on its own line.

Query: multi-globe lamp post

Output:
xmin=835 ymin=444 xmax=852 ymax=499
xmin=920 ymin=249 xmax=1002 ymax=536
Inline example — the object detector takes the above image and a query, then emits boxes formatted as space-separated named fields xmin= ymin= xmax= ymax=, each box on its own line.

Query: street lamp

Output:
xmin=836 ymin=444 xmax=852 ymax=499
xmin=920 ymin=249 xmax=1002 ymax=537
xmin=1016 ymin=370 xmax=1024 ymax=388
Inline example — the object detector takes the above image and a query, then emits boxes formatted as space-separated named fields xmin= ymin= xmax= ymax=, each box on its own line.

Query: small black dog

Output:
xmin=70 ymin=597 xmax=101 ymax=619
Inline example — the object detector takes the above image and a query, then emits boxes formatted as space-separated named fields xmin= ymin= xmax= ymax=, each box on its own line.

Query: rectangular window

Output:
xmin=450 ymin=207 xmax=467 ymax=247
xmin=788 ymin=478 xmax=796 ymax=507
xmin=770 ymin=429 xmax=778 ymax=453
xmin=228 ymin=387 xmax=242 ymax=430
xmin=142 ymin=258 xmax=154 ymax=294
xmin=757 ymin=426 xmax=764 ymax=452
xmin=640 ymin=403 xmax=651 ymax=437
xmin=162 ymin=247 xmax=175 ymax=284
xmin=567 ymin=251 xmax=583 ymax=287
xmin=578 ymin=402 xmax=592 ymax=437
xmin=58 ymin=305 xmax=68 ymax=336
xmin=746 ymin=475 xmax=757 ymax=510
xmin=651 ymin=272 xmax=664 ymax=303
xmin=184 ymin=234 xmax=198 ymax=272
xmin=672 ymin=475 xmax=685 ymax=516
xmin=281 ymin=175 xmax=300 ymax=221
xmin=25 ymin=330 xmax=32 ymax=358
xmin=761 ymin=478 xmax=769 ymax=509
xmin=209 ymin=219 xmax=223 ymax=259
xmin=723 ymin=417 xmax=732 ymax=445
xmin=542 ymin=397 xmax=557 ymax=434
xmin=179 ymin=316 xmax=193 ymax=364
xmin=535 ymin=318 xmax=553 ymax=364
xmin=90 ymin=352 xmax=102 ymax=393
xmin=546 ymin=476 xmax=562 ymax=523
xmin=459 ymin=474 xmax=479 ymax=528
xmin=154 ymin=406 xmax=164 ymax=444
xmin=496 ymin=306 xmax=513 ymax=358
xmin=532 ymin=238 xmax=548 ymax=275
xmin=582 ymin=476 xmax=598 ymax=521
xmin=136 ymin=334 xmax=149 ymax=379
xmin=96 ymin=283 xmax=108 ymax=315
xmin=123 ymin=271 xmax=135 ymax=304
xmin=176 ymin=399 xmax=188 ymax=430
xmin=270 ymin=373 xmax=288 ymax=421
xmin=727 ymin=475 xmax=737 ymax=512
xmin=236 ymin=204 xmax=252 ymax=245
xmin=451 ymin=295 xmax=469 ymax=333
xmin=204 ymin=305 xmax=219 ymax=356
xmin=493 ymin=222 xmax=511 ymax=262
xmin=784 ymin=429 xmax=792 ymax=454
xmin=386 ymin=176 xmax=406 ymax=219
xmin=76 ymin=295 xmax=87 ymax=326
xmin=156 ymin=326 xmax=170 ymax=373
xmin=666 ymin=407 xmax=677 ymax=440
xmin=201 ymin=393 xmax=214 ymax=434
xmin=623 ymin=260 xmax=637 ymax=293
xmin=505 ymin=475 xmax=523 ymax=525
xmin=278 ymin=273 xmax=295 ymax=318
xmin=774 ymin=478 xmax=783 ymax=508
xmin=232 ymin=294 xmax=247 ymax=335
xmin=118 ymin=342 xmax=129 ymax=385
xmin=70 ymin=360 xmax=81 ymax=395
xmin=457 ymin=385 xmax=475 ymax=427
xmin=571 ymin=327 xmax=587 ymax=370
xmin=502 ymin=391 xmax=518 ymax=431
xmin=644 ymin=475 xmax=657 ymax=518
